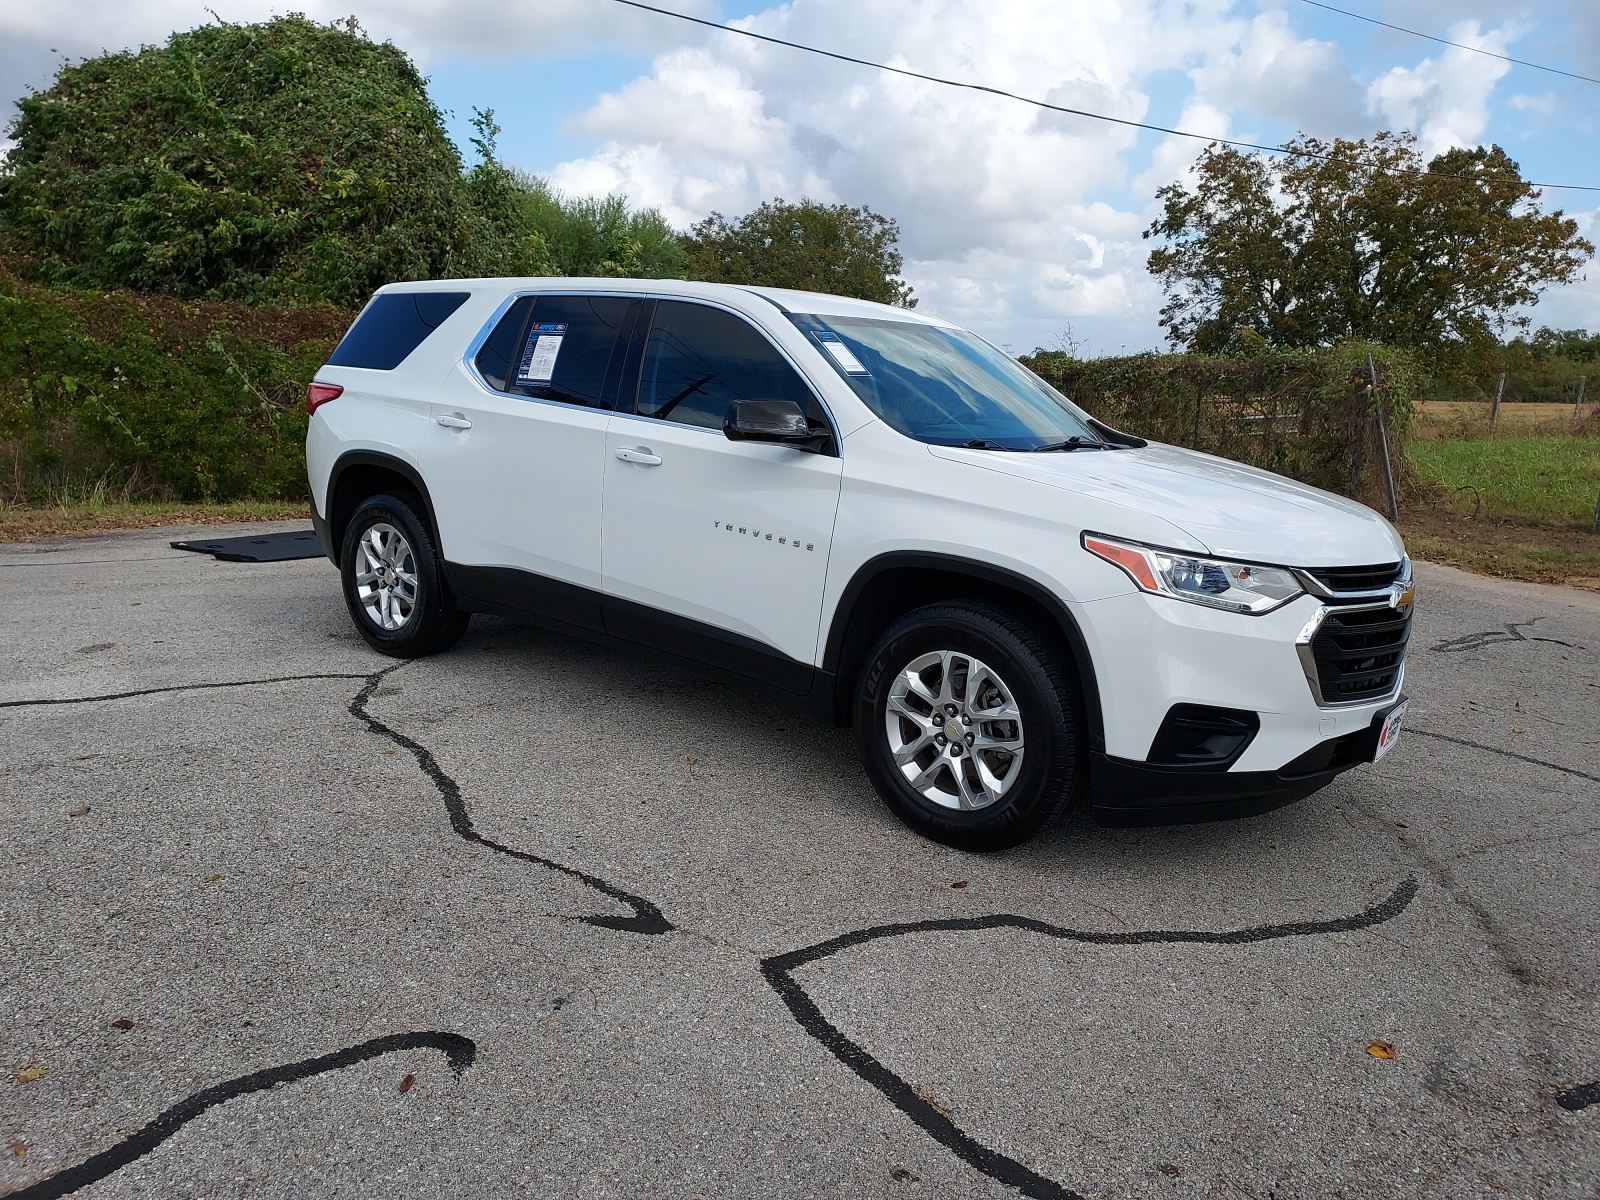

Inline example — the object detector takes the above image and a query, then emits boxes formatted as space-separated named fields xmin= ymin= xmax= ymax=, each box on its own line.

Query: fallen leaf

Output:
xmin=888 ymin=1166 xmax=918 ymax=1183
xmin=686 ymin=757 xmax=698 ymax=766
xmin=381 ymin=749 xmax=396 ymax=756
xmin=1366 ymin=1039 xmax=1396 ymax=1060
xmin=912 ymin=1086 xmax=950 ymax=1118
xmin=950 ymin=880 xmax=968 ymax=889
xmin=17 ymin=1065 xmax=48 ymax=1084
xmin=9 ymin=1140 xmax=23 ymax=1158
xmin=398 ymin=1073 xmax=415 ymax=1094
xmin=112 ymin=1018 xmax=134 ymax=1030
xmin=69 ymin=805 xmax=90 ymax=817
xmin=1511 ymin=728 xmax=1526 ymax=736
xmin=1158 ymin=1163 xmax=1180 ymax=1177
xmin=202 ymin=873 xmax=223 ymax=884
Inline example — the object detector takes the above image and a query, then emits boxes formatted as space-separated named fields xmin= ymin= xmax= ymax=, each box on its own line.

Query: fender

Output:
xmin=821 ymin=550 xmax=1106 ymax=751
xmin=322 ymin=450 xmax=442 ymax=569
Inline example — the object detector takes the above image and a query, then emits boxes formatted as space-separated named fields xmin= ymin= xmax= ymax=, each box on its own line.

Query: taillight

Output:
xmin=306 ymin=382 xmax=343 ymax=414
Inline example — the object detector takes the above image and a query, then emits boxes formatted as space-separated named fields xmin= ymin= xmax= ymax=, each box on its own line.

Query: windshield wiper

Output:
xmin=961 ymin=439 xmax=1021 ymax=451
xmin=1031 ymin=435 xmax=1112 ymax=452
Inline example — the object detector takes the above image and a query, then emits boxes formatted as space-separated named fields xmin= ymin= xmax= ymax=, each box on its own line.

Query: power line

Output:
xmin=606 ymin=0 xmax=1600 ymax=194
xmin=1297 ymin=0 xmax=1600 ymax=88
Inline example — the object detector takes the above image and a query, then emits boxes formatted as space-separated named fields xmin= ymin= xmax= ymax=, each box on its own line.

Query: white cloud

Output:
xmin=1188 ymin=9 xmax=1363 ymax=136
xmin=547 ymin=0 xmax=1351 ymax=349
xmin=1365 ymin=20 xmax=1515 ymax=158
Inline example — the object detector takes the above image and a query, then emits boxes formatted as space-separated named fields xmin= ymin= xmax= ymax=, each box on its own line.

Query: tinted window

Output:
xmin=478 ymin=295 xmax=633 ymax=408
xmin=328 ymin=291 xmax=470 ymax=370
xmin=473 ymin=296 xmax=535 ymax=391
xmin=635 ymin=301 xmax=827 ymax=433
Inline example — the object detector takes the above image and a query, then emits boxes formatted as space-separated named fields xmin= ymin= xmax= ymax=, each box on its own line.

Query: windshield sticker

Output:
xmin=516 ymin=323 xmax=568 ymax=383
xmin=816 ymin=332 xmax=870 ymax=376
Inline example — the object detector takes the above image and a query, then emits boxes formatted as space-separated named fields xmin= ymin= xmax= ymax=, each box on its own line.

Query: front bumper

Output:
xmin=1089 ymin=700 xmax=1402 ymax=827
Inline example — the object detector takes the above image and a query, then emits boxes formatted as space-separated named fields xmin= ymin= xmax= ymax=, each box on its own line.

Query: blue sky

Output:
xmin=2 ymin=0 xmax=1597 ymax=353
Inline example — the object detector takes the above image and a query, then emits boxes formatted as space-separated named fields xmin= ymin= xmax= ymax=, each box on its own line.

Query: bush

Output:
xmin=0 ymin=16 xmax=472 ymax=307
xmin=1022 ymin=342 xmax=1422 ymax=502
xmin=0 ymin=275 xmax=350 ymax=502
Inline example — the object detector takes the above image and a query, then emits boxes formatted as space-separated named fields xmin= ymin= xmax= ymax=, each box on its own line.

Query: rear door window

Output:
xmin=632 ymin=300 xmax=829 ymax=434
xmin=328 ymin=291 xmax=470 ymax=370
xmin=475 ymin=294 xmax=634 ymax=409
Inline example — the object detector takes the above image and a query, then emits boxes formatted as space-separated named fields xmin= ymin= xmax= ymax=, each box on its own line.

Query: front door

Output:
xmin=601 ymin=299 xmax=843 ymax=692
xmin=421 ymin=293 xmax=638 ymax=631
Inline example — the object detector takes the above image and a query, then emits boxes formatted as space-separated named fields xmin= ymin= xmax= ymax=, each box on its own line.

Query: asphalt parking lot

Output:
xmin=2 ymin=522 xmax=1597 ymax=1200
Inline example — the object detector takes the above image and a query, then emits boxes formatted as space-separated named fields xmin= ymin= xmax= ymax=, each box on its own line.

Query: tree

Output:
xmin=682 ymin=199 xmax=915 ymax=306
xmin=0 ymin=16 xmax=472 ymax=306
xmin=1144 ymin=132 xmax=1592 ymax=360
xmin=459 ymin=109 xmax=683 ymax=280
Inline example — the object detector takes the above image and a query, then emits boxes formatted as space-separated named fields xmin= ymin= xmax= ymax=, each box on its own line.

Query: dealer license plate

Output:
xmin=1374 ymin=700 xmax=1408 ymax=762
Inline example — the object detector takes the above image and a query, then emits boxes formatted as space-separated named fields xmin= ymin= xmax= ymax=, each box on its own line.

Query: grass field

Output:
xmin=1407 ymin=435 xmax=1600 ymax=525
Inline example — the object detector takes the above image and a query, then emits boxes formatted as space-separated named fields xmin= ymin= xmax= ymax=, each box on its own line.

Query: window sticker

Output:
xmin=515 ymin=322 xmax=568 ymax=383
xmin=816 ymin=331 xmax=870 ymax=376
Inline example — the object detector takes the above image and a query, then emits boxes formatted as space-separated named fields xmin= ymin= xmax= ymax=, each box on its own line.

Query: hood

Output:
xmin=928 ymin=441 xmax=1403 ymax=568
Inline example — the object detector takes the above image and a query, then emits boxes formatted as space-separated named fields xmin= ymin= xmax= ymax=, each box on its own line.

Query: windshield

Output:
xmin=788 ymin=313 xmax=1100 ymax=449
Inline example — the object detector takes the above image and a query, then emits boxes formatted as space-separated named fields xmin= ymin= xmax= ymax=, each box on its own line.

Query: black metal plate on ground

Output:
xmin=171 ymin=530 xmax=324 ymax=563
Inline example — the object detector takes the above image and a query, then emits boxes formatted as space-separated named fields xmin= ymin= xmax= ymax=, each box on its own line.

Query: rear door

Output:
xmin=600 ymin=299 xmax=843 ymax=691
xmin=420 ymin=292 xmax=639 ymax=632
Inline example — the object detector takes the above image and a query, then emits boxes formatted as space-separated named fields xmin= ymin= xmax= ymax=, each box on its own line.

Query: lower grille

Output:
xmin=1310 ymin=606 xmax=1410 ymax=702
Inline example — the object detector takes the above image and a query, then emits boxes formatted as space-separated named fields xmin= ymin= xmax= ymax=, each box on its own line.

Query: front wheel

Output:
xmin=340 ymin=493 xmax=469 ymax=658
xmin=854 ymin=601 xmax=1085 ymax=850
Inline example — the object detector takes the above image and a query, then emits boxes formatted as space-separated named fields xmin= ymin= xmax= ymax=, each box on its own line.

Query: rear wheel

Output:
xmin=340 ymin=493 xmax=469 ymax=657
xmin=855 ymin=601 xmax=1085 ymax=850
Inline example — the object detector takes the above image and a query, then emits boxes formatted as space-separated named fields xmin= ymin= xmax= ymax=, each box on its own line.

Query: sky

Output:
xmin=1 ymin=0 xmax=1598 ymax=355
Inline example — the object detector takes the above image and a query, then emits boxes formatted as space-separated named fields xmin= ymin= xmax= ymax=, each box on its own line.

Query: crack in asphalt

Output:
xmin=7 ymin=1032 xmax=476 ymax=1200
xmin=1408 ymin=727 xmax=1600 ymax=784
xmin=760 ymin=878 xmax=1421 ymax=1200
xmin=8 ymin=637 xmax=1595 ymax=1198
xmin=348 ymin=665 xmax=673 ymax=936
xmin=0 ymin=674 xmax=373 ymax=708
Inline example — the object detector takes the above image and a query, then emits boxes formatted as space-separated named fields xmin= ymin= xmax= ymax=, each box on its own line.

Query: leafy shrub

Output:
xmin=0 ymin=274 xmax=350 ymax=502
xmin=1022 ymin=342 xmax=1422 ymax=502
xmin=0 ymin=16 xmax=472 ymax=307
xmin=682 ymin=199 xmax=915 ymax=306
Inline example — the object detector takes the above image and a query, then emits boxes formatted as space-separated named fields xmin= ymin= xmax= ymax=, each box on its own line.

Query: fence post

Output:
xmin=1193 ymin=382 xmax=1203 ymax=448
xmin=1577 ymin=375 xmax=1587 ymax=419
xmin=1490 ymin=372 xmax=1505 ymax=425
xmin=1369 ymin=353 xmax=1399 ymax=522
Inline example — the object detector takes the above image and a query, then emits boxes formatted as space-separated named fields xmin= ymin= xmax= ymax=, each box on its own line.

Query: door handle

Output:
xmin=615 ymin=447 xmax=662 ymax=466
xmin=436 ymin=413 xmax=473 ymax=430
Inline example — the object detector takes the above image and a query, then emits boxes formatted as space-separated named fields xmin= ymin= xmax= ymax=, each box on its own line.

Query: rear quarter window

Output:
xmin=327 ymin=291 xmax=471 ymax=370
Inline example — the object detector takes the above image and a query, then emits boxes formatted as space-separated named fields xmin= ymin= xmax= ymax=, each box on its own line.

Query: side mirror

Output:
xmin=723 ymin=399 xmax=830 ymax=451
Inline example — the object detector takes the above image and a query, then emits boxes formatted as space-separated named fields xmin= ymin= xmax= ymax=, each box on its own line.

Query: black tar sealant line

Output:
xmin=8 ymin=1031 xmax=476 ymax=1200
xmin=1557 ymin=1080 xmax=1600 ymax=1112
xmin=0 ymin=673 xmax=373 ymax=708
xmin=760 ymin=877 xmax=1420 ymax=1200
xmin=1408 ymin=728 xmax=1600 ymax=784
xmin=349 ymin=666 xmax=673 ymax=935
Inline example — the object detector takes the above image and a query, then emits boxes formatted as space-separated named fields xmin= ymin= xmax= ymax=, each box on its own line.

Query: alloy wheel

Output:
xmin=353 ymin=522 xmax=418 ymax=631
xmin=885 ymin=649 xmax=1026 ymax=810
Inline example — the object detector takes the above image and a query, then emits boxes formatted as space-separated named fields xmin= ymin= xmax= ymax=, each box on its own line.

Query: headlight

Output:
xmin=1082 ymin=533 xmax=1305 ymax=615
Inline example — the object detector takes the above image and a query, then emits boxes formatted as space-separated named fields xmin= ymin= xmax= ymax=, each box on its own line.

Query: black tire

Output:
xmin=339 ymin=492 xmax=469 ymax=658
xmin=854 ymin=601 xmax=1085 ymax=851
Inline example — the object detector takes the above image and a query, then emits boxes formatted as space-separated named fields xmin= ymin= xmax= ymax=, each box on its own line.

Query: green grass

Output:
xmin=1408 ymin=435 xmax=1600 ymax=524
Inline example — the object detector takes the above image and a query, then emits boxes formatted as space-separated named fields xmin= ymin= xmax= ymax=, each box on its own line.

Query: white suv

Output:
xmin=306 ymin=278 xmax=1413 ymax=849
